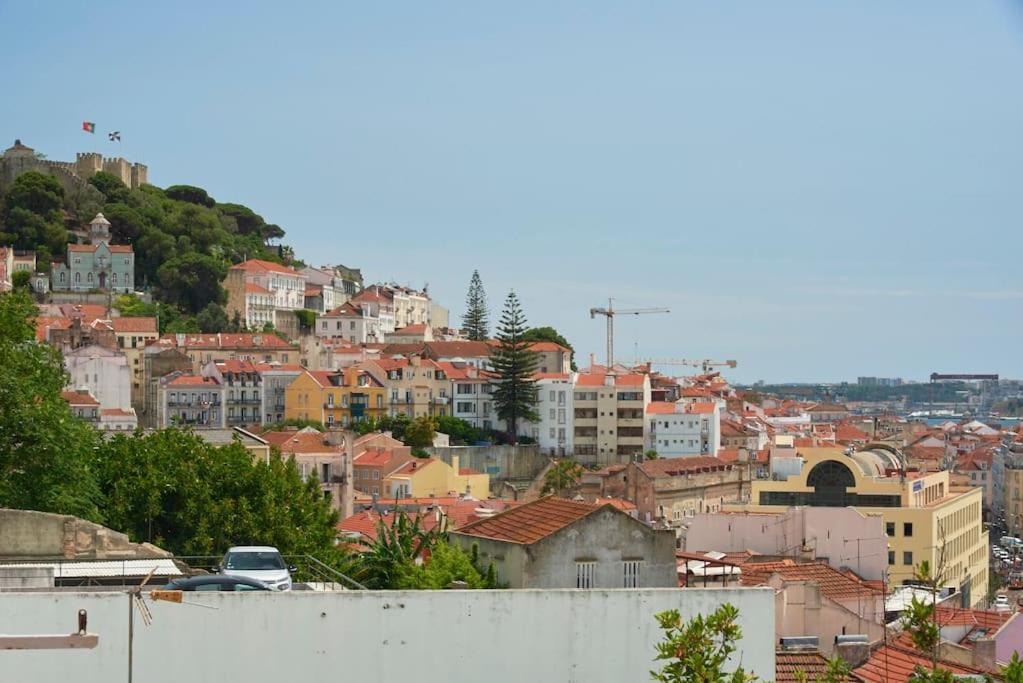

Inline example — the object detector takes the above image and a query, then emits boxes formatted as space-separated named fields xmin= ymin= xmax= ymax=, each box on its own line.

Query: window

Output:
xmin=886 ymin=522 xmax=895 ymax=537
xmin=576 ymin=561 xmax=596 ymax=589
xmin=888 ymin=550 xmax=895 ymax=565
xmin=904 ymin=523 xmax=913 ymax=537
xmin=549 ymin=408 xmax=555 ymax=420
xmin=372 ymin=470 xmax=379 ymax=480
xmin=623 ymin=560 xmax=642 ymax=588
xmin=549 ymin=390 xmax=555 ymax=401
xmin=903 ymin=551 xmax=913 ymax=566
xmin=322 ymin=463 xmax=331 ymax=481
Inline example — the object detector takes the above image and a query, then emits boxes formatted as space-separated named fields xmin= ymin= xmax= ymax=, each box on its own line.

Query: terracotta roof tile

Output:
xmin=111 ymin=317 xmax=158 ymax=333
xmin=452 ymin=496 xmax=602 ymax=544
xmin=740 ymin=560 xmax=880 ymax=602
xmin=61 ymin=390 xmax=99 ymax=406
xmin=854 ymin=644 xmax=984 ymax=683
xmin=168 ymin=375 xmax=220 ymax=387
xmin=263 ymin=430 xmax=335 ymax=454
xmin=775 ymin=651 xmax=839 ymax=683
xmin=230 ymin=258 xmax=299 ymax=275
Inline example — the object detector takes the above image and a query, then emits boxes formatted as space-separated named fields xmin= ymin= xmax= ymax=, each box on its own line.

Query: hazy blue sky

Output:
xmin=3 ymin=1 xmax=1021 ymax=383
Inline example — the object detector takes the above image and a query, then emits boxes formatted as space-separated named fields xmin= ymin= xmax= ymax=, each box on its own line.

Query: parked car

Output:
xmin=995 ymin=594 xmax=1011 ymax=611
xmin=162 ymin=575 xmax=270 ymax=592
xmin=216 ymin=546 xmax=294 ymax=591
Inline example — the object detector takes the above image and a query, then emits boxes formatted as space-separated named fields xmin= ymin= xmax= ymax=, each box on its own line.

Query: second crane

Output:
xmin=589 ymin=298 xmax=669 ymax=368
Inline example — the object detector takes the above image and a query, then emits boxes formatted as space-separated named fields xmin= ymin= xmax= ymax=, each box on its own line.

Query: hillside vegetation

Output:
xmin=0 ymin=170 xmax=299 ymax=332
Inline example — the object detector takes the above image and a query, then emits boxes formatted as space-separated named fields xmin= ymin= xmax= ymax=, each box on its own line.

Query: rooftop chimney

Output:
xmin=834 ymin=637 xmax=871 ymax=669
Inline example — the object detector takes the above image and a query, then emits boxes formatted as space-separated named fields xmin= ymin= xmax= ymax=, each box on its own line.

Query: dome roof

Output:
xmin=90 ymin=213 xmax=111 ymax=227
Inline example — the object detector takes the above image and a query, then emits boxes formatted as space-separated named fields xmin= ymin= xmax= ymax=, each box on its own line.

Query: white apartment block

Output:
xmin=225 ymin=259 xmax=307 ymax=335
xmin=534 ymin=373 xmax=574 ymax=456
xmin=316 ymin=302 xmax=382 ymax=343
xmin=573 ymin=371 xmax=652 ymax=466
xmin=646 ymin=401 xmax=721 ymax=458
xmin=440 ymin=361 xmax=495 ymax=432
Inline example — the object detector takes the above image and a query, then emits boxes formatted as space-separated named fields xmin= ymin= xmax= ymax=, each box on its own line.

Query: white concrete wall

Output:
xmin=0 ymin=588 xmax=774 ymax=683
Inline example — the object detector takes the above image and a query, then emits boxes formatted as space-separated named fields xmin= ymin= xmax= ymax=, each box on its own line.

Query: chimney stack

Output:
xmin=834 ymin=638 xmax=871 ymax=669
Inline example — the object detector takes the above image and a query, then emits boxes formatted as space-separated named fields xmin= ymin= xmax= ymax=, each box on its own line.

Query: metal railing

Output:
xmin=169 ymin=554 xmax=365 ymax=591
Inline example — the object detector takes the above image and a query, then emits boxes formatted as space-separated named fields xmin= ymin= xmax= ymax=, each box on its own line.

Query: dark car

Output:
xmin=162 ymin=575 xmax=270 ymax=592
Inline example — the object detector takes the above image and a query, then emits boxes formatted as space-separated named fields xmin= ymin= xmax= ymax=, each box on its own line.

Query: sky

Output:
xmin=2 ymin=1 xmax=1022 ymax=383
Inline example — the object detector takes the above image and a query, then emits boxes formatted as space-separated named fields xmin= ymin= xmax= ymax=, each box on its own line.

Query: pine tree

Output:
xmin=491 ymin=291 xmax=538 ymax=442
xmin=461 ymin=270 xmax=490 ymax=341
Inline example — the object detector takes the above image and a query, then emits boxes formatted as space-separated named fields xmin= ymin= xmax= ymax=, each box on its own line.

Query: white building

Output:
xmin=64 ymin=344 xmax=132 ymax=410
xmin=316 ymin=302 xmax=382 ymax=343
xmin=225 ymin=259 xmax=307 ymax=334
xmin=351 ymin=288 xmax=396 ymax=333
xmin=532 ymin=373 xmax=575 ymax=456
xmin=98 ymin=407 xmax=139 ymax=432
xmin=440 ymin=361 xmax=496 ymax=432
xmin=646 ymin=401 xmax=720 ymax=457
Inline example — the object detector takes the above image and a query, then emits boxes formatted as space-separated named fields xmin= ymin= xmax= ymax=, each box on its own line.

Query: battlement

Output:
xmin=2 ymin=141 xmax=150 ymax=192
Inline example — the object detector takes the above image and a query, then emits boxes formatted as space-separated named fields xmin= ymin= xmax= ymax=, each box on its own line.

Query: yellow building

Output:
xmin=285 ymin=367 xmax=386 ymax=428
xmin=730 ymin=446 xmax=988 ymax=606
xmin=358 ymin=356 xmax=451 ymax=419
xmin=384 ymin=456 xmax=489 ymax=499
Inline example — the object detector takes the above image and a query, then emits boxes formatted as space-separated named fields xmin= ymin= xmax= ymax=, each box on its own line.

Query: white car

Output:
xmin=217 ymin=546 xmax=294 ymax=591
xmin=995 ymin=595 xmax=1010 ymax=610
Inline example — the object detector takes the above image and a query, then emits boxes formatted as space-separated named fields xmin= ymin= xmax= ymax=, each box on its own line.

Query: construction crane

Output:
xmin=589 ymin=298 xmax=669 ymax=368
xmin=637 ymin=358 xmax=738 ymax=374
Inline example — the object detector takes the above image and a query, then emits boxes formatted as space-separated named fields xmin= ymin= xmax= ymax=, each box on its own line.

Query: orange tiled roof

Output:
xmin=100 ymin=408 xmax=135 ymax=417
xmin=245 ymin=283 xmax=272 ymax=295
xmin=775 ymin=651 xmax=838 ymax=683
xmin=354 ymin=448 xmax=399 ymax=467
xmin=263 ymin=430 xmax=334 ymax=454
xmin=594 ymin=496 xmax=637 ymax=511
xmin=647 ymin=401 xmax=678 ymax=414
xmin=533 ymin=372 xmax=570 ymax=381
xmin=35 ymin=316 xmax=72 ymax=341
xmin=853 ymin=644 xmax=984 ymax=683
xmin=740 ymin=560 xmax=880 ymax=602
xmin=393 ymin=323 xmax=428 ymax=334
xmin=230 ymin=258 xmax=298 ymax=275
xmin=68 ymin=243 xmax=133 ymax=253
xmin=389 ymin=459 xmax=437 ymax=477
xmin=61 ymin=390 xmax=99 ymax=406
xmin=160 ymin=333 xmax=296 ymax=349
xmin=453 ymin=496 xmax=602 ymax=544
xmin=168 ymin=375 xmax=219 ymax=387
xmin=111 ymin=317 xmax=157 ymax=334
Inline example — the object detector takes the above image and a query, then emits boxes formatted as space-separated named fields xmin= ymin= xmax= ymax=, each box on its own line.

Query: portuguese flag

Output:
xmin=82 ymin=121 xmax=96 ymax=133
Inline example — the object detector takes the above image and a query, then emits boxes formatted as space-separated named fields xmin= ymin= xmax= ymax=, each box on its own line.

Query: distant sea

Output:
xmin=917 ymin=416 xmax=1020 ymax=428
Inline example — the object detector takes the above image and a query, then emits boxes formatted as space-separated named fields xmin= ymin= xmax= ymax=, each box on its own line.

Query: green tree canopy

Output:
xmin=491 ymin=290 xmax=539 ymax=442
xmin=197 ymin=302 xmax=230 ymax=333
xmin=92 ymin=429 xmax=340 ymax=557
xmin=155 ymin=252 xmax=228 ymax=314
xmin=462 ymin=269 xmax=490 ymax=341
xmin=164 ymin=184 xmax=216 ymax=207
xmin=87 ymin=171 xmax=131 ymax=203
xmin=651 ymin=603 xmax=759 ymax=683
xmin=0 ymin=171 xmax=67 ymax=253
xmin=0 ymin=291 xmax=103 ymax=520
xmin=404 ymin=416 xmax=436 ymax=450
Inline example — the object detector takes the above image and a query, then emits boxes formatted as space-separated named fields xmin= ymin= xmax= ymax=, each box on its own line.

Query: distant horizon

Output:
xmin=3 ymin=1 xmax=1021 ymax=383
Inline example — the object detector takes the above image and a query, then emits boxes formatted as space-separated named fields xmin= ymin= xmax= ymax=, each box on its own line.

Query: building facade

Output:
xmin=223 ymin=259 xmax=307 ymax=337
xmin=158 ymin=373 xmax=225 ymax=429
xmin=573 ymin=371 xmax=651 ymax=465
xmin=316 ymin=302 xmax=382 ymax=343
xmin=64 ymin=344 xmax=132 ymax=410
xmin=285 ymin=368 xmax=386 ymax=429
xmin=646 ymin=401 xmax=721 ymax=457
xmin=51 ymin=214 xmax=135 ymax=293
xmin=451 ymin=497 xmax=677 ymax=589
xmin=733 ymin=447 xmax=989 ymax=606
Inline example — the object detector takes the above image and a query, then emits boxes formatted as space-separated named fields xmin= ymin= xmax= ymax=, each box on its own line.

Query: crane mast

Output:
xmin=589 ymin=298 xmax=670 ymax=368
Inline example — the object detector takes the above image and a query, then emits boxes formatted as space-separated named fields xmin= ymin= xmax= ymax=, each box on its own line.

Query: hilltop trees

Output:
xmin=521 ymin=325 xmax=576 ymax=370
xmin=0 ymin=171 xmax=67 ymax=254
xmin=491 ymin=291 xmax=538 ymax=443
xmin=462 ymin=270 xmax=490 ymax=341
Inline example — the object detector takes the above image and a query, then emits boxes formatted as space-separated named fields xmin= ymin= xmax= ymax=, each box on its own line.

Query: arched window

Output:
xmin=74 ymin=272 xmax=81 ymax=284
xmin=60 ymin=272 xmax=66 ymax=283
xmin=111 ymin=273 xmax=118 ymax=285
xmin=87 ymin=272 xmax=93 ymax=283
xmin=806 ymin=460 xmax=856 ymax=507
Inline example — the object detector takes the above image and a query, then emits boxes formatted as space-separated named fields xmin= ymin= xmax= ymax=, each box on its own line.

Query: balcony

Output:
xmin=432 ymin=396 xmax=450 ymax=404
xmin=232 ymin=397 xmax=262 ymax=405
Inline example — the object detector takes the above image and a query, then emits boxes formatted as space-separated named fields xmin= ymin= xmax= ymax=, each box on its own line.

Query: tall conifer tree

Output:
xmin=491 ymin=291 xmax=538 ymax=442
xmin=461 ymin=270 xmax=489 ymax=341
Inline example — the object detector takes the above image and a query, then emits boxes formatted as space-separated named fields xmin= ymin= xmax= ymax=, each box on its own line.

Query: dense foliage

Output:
xmin=651 ymin=603 xmax=760 ymax=683
xmin=0 ymin=290 xmax=343 ymax=564
xmin=491 ymin=291 xmax=538 ymax=442
xmin=0 ymin=290 xmax=103 ymax=520
xmin=0 ymin=168 xmax=297 ymax=333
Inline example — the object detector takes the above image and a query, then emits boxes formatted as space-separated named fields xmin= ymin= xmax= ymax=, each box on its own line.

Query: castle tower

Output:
xmin=89 ymin=213 xmax=111 ymax=245
xmin=76 ymin=152 xmax=102 ymax=180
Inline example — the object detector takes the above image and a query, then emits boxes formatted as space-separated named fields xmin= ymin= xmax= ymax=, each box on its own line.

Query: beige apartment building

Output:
xmin=223 ymin=259 xmax=307 ymax=338
xmin=730 ymin=446 xmax=989 ymax=606
xmin=573 ymin=371 xmax=651 ymax=466
xmin=358 ymin=356 xmax=451 ymax=419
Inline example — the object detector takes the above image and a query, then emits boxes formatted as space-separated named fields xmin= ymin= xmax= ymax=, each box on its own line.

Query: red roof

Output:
xmin=61 ymin=390 xmax=99 ymax=406
xmin=35 ymin=316 xmax=72 ymax=342
xmin=389 ymin=459 xmax=437 ymax=477
xmin=231 ymin=259 xmax=298 ymax=275
xmin=100 ymin=408 xmax=135 ymax=417
xmin=393 ymin=323 xmax=428 ymax=334
xmin=263 ymin=430 xmax=334 ymax=454
xmin=717 ymin=448 xmax=769 ymax=464
xmin=739 ymin=560 xmax=880 ymax=602
xmin=161 ymin=333 xmax=296 ymax=350
xmin=647 ymin=401 xmax=678 ymax=414
xmin=453 ymin=496 xmax=603 ymax=544
xmin=68 ymin=243 xmax=133 ymax=253
xmin=354 ymin=448 xmax=402 ymax=467
xmin=533 ymin=372 xmax=570 ymax=381
xmin=168 ymin=375 xmax=219 ymax=387
xmin=775 ymin=651 xmax=837 ymax=683
xmin=245 ymin=283 xmax=272 ymax=295
xmin=594 ymin=496 xmax=636 ymax=511
xmin=525 ymin=341 xmax=569 ymax=352
xmin=111 ymin=317 xmax=158 ymax=334
xmin=854 ymin=644 xmax=985 ymax=683
xmin=337 ymin=510 xmax=439 ymax=544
